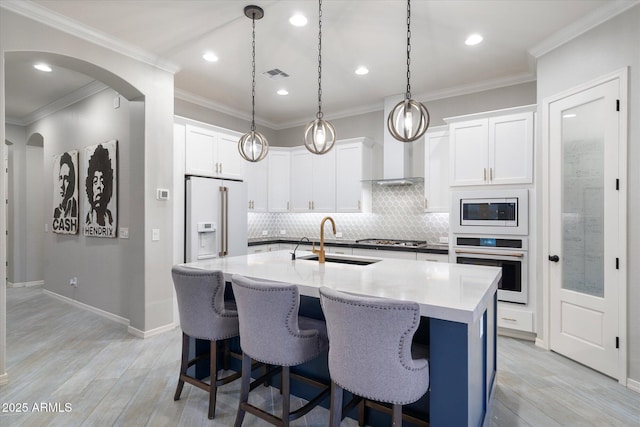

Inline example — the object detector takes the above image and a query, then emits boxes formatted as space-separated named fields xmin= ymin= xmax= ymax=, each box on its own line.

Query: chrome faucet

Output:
xmin=312 ymin=216 xmax=336 ymax=263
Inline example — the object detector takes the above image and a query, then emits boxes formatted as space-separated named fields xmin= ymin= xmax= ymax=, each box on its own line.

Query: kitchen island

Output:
xmin=183 ymin=250 xmax=501 ymax=427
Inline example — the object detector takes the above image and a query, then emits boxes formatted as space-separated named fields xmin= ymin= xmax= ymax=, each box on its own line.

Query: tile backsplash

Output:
xmin=248 ymin=182 xmax=449 ymax=243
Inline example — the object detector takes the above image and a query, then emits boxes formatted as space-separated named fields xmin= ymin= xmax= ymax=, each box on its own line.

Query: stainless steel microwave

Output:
xmin=452 ymin=189 xmax=529 ymax=235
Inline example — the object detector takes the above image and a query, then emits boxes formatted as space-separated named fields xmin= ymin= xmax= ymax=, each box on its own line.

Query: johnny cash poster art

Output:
xmin=83 ymin=140 xmax=118 ymax=238
xmin=52 ymin=150 xmax=79 ymax=234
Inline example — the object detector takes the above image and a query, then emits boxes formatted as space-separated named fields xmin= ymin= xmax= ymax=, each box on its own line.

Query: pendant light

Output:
xmin=304 ymin=0 xmax=336 ymax=155
xmin=238 ymin=5 xmax=269 ymax=162
xmin=387 ymin=0 xmax=430 ymax=143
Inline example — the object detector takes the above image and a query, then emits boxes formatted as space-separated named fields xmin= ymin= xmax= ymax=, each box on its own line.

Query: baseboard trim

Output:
xmin=7 ymin=280 xmax=44 ymax=288
xmin=0 ymin=372 xmax=8 ymax=386
xmin=42 ymin=289 xmax=129 ymax=326
xmin=534 ymin=337 xmax=548 ymax=350
xmin=497 ymin=327 xmax=536 ymax=341
xmin=128 ymin=322 xmax=177 ymax=339
xmin=627 ymin=378 xmax=640 ymax=394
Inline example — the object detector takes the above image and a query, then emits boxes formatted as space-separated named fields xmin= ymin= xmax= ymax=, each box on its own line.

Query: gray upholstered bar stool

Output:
xmin=319 ymin=287 xmax=430 ymax=427
xmin=231 ymin=274 xmax=330 ymax=427
xmin=171 ymin=265 xmax=243 ymax=420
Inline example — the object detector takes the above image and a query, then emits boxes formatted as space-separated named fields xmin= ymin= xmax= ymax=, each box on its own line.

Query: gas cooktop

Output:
xmin=355 ymin=238 xmax=427 ymax=247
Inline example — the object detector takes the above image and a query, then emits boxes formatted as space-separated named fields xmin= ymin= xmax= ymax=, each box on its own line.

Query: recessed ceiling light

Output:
xmin=289 ymin=14 xmax=307 ymax=27
xmin=355 ymin=66 xmax=369 ymax=76
xmin=34 ymin=63 xmax=52 ymax=72
xmin=277 ymin=89 xmax=289 ymax=96
xmin=465 ymin=34 xmax=483 ymax=46
xmin=202 ymin=52 xmax=219 ymax=62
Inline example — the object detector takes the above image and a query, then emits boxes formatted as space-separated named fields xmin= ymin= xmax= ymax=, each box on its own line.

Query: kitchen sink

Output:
xmin=297 ymin=254 xmax=381 ymax=266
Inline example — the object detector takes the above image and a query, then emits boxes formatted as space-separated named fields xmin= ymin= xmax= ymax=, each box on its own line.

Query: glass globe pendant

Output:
xmin=387 ymin=0 xmax=430 ymax=143
xmin=304 ymin=0 xmax=336 ymax=155
xmin=238 ymin=5 xmax=269 ymax=162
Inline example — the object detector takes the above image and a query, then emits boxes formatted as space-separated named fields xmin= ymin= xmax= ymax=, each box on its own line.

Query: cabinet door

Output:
xmin=449 ymin=119 xmax=488 ymax=186
xmin=416 ymin=252 xmax=449 ymax=263
xmin=290 ymin=149 xmax=313 ymax=212
xmin=185 ymin=124 xmax=217 ymax=176
xmin=424 ymin=130 xmax=450 ymax=212
xmin=352 ymin=248 xmax=416 ymax=260
xmin=217 ymin=133 xmax=245 ymax=180
xmin=312 ymin=149 xmax=336 ymax=212
xmin=336 ymin=143 xmax=363 ymax=212
xmin=246 ymin=159 xmax=268 ymax=212
xmin=268 ymin=150 xmax=291 ymax=212
xmin=489 ymin=112 xmax=533 ymax=185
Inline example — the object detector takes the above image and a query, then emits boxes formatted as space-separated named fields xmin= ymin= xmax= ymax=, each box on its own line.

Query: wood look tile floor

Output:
xmin=2 ymin=286 xmax=639 ymax=426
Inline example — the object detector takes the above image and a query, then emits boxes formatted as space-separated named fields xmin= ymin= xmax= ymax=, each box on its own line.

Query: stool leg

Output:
xmin=222 ymin=339 xmax=231 ymax=370
xmin=329 ymin=381 xmax=343 ymax=427
xmin=174 ymin=332 xmax=189 ymax=401
xmin=358 ymin=398 xmax=365 ymax=426
xmin=208 ymin=340 xmax=218 ymax=419
xmin=391 ymin=403 xmax=402 ymax=427
xmin=282 ymin=366 xmax=291 ymax=427
xmin=234 ymin=352 xmax=252 ymax=427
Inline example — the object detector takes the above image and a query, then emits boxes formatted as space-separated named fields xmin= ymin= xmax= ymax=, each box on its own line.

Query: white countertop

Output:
xmin=183 ymin=250 xmax=501 ymax=324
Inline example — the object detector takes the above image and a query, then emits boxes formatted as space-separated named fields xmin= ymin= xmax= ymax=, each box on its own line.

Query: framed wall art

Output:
xmin=52 ymin=150 xmax=79 ymax=234
xmin=83 ymin=140 xmax=118 ymax=238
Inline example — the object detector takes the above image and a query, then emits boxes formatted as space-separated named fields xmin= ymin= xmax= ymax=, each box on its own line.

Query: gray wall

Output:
xmin=24 ymin=88 xmax=135 ymax=319
xmin=536 ymin=5 xmax=640 ymax=382
xmin=5 ymin=124 xmax=26 ymax=284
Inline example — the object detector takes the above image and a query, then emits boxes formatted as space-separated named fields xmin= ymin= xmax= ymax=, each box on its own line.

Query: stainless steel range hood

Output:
xmin=367 ymin=95 xmax=425 ymax=186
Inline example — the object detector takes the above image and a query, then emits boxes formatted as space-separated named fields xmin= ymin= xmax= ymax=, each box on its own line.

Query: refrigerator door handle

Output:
xmin=218 ymin=186 xmax=229 ymax=256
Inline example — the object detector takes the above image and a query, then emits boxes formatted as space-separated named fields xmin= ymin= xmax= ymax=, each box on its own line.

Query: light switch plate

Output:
xmin=152 ymin=229 xmax=160 ymax=241
xmin=119 ymin=227 xmax=129 ymax=239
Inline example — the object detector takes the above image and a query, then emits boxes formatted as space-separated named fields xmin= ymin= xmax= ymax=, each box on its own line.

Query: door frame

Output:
xmin=540 ymin=68 xmax=628 ymax=385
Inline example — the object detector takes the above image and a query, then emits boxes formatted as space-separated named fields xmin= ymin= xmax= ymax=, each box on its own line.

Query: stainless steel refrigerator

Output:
xmin=185 ymin=175 xmax=248 ymax=262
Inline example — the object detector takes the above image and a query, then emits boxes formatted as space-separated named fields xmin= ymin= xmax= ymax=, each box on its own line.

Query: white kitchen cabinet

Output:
xmin=423 ymin=127 xmax=450 ymax=212
xmin=290 ymin=147 xmax=336 ymax=212
xmin=352 ymin=248 xmax=416 ymax=260
xmin=325 ymin=246 xmax=353 ymax=255
xmin=335 ymin=138 xmax=373 ymax=213
xmin=248 ymin=244 xmax=279 ymax=254
xmin=268 ymin=148 xmax=291 ymax=212
xmin=416 ymin=252 xmax=449 ymax=263
xmin=245 ymin=156 xmax=268 ymax=212
xmin=448 ymin=106 xmax=534 ymax=187
xmin=184 ymin=123 xmax=245 ymax=180
xmin=497 ymin=304 xmax=534 ymax=333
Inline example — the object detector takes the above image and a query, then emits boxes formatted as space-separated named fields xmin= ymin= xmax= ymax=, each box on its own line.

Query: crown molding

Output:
xmin=416 ymin=72 xmax=537 ymax=103
xmin=21 ymin=81 xmax=109 ymax=126
xmin=175 ymin=89 xmax=278 ymax=130
xmin=0 ymin=0 xmax=180 ymax=74
xmin=529 ymin=0 xmax=640 ymax=58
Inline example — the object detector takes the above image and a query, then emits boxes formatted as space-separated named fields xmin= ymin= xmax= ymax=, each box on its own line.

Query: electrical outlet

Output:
xmin=335 ymin=232 xmax=343 ymax=238
xmin=69 ymin=277 xmax=77 ymax=287
xmin=439 ymin=236 xmax=449 ymax=244
xmin=280 ymin=230 xmax=286 ymax=235
xmin=262 ymin=230 xmax=268 ymax=236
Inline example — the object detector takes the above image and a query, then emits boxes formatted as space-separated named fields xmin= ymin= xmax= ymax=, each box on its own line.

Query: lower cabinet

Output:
xmin=248 ymin=244 xmax=279 ymax=254
xmin=325 ymin=246 xmax=353 ymax=255
xmin=352 ymin=248 xmax=416 ymax=260
xmin=416 ymin=252 xmax=449 ymax=263
xmin=497 ymin=305 xmax=534 ymax=333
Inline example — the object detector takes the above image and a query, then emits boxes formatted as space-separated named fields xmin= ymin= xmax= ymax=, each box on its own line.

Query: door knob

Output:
xmin=548 ymin=255 xmax=560 ymax=262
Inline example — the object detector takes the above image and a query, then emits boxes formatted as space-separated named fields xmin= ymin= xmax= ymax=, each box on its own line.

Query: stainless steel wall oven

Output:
xmin=453 ymin=236 xmax=528 ymax=304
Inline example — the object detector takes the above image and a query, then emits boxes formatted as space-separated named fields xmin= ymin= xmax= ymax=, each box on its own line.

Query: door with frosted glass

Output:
xmin=548 ymin=79 xmax=620 ymax=379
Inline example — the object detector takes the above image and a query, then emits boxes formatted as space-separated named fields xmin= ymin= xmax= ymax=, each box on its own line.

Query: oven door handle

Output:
xmin=455 ymin=249 xmax=524 ymax=258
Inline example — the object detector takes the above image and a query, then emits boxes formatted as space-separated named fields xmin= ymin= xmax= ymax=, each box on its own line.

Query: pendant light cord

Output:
xmin=316 ymin=0 xmax=323 ymax=119
xmin=406 ymin=0 xmax=412 ymax=100
xmin=251 ymin=13 xmax=257 ymax=131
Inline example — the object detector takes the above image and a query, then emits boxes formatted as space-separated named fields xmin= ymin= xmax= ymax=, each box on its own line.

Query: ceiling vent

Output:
xmin=262 ymin=68 xmax=290 ymax=80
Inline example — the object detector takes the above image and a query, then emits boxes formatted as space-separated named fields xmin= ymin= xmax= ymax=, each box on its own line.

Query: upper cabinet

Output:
xmin=423 ymin=127 xmax=450 ymax=212
xmin=335 ymin=138 xmax=373 ymax=213
xmin=290 ymin=147 xmax=336 ymax=212
xmin=448 ymin=106 xmax=534 ymax=187
xmin=184 ymin=123 xmax=245 ymax=180
xmin=267 ymin=148 xmax=291 ymax=212
xmin=246 ymin=158 xmax=268 ymax=212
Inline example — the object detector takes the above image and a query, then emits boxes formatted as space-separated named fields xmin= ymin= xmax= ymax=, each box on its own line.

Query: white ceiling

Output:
xmin=3 ymin=0 xmax=635 ymax=129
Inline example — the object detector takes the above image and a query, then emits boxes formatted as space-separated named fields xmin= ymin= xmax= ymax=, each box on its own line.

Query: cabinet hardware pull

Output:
xmin=424 ymin=198 xmax=428 ymax=209
xmin=308 ymin=201 xmax=311 ymax=210
xmin=358 ymin=200 xmax=361 ymax=210
xmin=220 ymin=163 xmax=223 ymax=174
xmin=312 ymin=201 xmax=314 ymax=210
xmin=483 ymin=168 xmax=487 ymax=181
xmin=287 ymin=201 xmax=289 ymax=211
xmin=501 ymin=317 xmax=517 ymax=322
xmin=490 ymin=167 xmax=493 ymax=181
xmin=455 ymin=249 xmax=524 ymax=258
